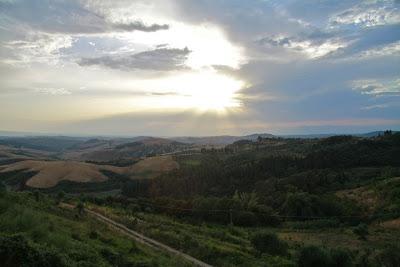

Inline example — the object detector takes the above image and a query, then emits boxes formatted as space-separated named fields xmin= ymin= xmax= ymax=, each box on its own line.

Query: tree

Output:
xmin=384 ymin=130 xmax=393 ymax=136
xmin=233 ymin=191 xmax=259 ymax=210
xmin=282 ymin=192 xmax=321 ymax=218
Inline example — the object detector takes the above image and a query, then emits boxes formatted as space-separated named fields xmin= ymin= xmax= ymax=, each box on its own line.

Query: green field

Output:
xmin=0 ymin=191 xmax=190 ymax=267
xmin=83 ymin=198 xmax=400 ymax=267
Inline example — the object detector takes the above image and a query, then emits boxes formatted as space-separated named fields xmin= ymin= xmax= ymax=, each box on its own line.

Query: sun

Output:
xmin=164 ymin=71 xmax=244 ymax=111
xmin=132 ymin=70 xmax=245 ymax=112
xmin=110 ymin=20 xmax=247 ymax=113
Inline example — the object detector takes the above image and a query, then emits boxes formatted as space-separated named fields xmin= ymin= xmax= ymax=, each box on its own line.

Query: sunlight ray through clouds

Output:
xmin=128 ymin=70 xmax=246 ymax=112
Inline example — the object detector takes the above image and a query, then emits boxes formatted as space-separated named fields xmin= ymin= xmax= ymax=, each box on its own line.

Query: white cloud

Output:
xmin=2 ymin=33 xmax=74 ymax=65
xmin=330 ymin=4 xmax=400 ymax=28
xmin=116 ymin=22 xmax=246 ymax=69
xmin=78 ymin=47 xmax=191 ymax=71
xmin=34 ymin=87 xmax=72 ymax=95
xmin=351 ymin=78 xmax=400 ymax=96
xmin=259 ymin=34 xmax=348 ymax=59
xmin=361 ymin=103 xmax=390 ymax=110
xmin=289 ymin=39 xmax=347 ymax=59
xmin=331 ymin=41 xmax=400 ymax=62
xmin=357 ymin=41 xmax=400 ymax=58
xmin=80 ymin=0 xmax=173 ymax=35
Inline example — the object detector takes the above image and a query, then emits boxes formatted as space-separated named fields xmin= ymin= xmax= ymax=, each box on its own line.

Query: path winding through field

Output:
xmin=60 ymin=203 xmax=212 ymax=267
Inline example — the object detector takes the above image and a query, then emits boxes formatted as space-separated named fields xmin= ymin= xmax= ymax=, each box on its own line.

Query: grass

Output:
xmin=87 ymin=199 xmax=400 ymax=267
xmin=129 ymin=156 xmax=179 ymax=179
xmin=0 ymin=191 xmax=191 ymax=267
xmin=88 ymin=203 xmax=291 ymax=266
xmin=179 ymin=159 xmax=201 ymax=167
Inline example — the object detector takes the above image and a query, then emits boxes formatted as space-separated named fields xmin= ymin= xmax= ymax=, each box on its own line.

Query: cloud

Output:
xmin=351 ymin=78 xmax=400 ymax=96
xmin=78 ymin=47 xmax=191 ymax=71
xmin=112 ymin=22 xmax=169 ymax=32
xmin=355 ymin=40 xmax=400 ymax=59
xmin=150 ymin=92 xmax=180 ymax=96
xmin=34 ymin=87 xmax=72 ymax=95
xmin=0 ymin=0 xmax=170 ymax=34
xmin=258 ymin=33 xmax=348 ymax=59
xmin=1 ymin=33 xmax=74 ymax=65
xmin=361 ymin=103 xmax=390 ymax=110
xmin=330 ymin=3 xmax=400 ymax=28
xmin=329 ymin=39 xmax=400 ymax=63
xmin=1 ymin=0 xmax=400 ymax=135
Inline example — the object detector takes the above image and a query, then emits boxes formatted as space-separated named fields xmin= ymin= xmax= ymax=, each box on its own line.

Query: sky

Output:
xmin=0 ymin=0 xmax=399 ymax=136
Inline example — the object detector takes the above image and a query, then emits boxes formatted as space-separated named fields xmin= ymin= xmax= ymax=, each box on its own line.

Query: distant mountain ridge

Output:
xmin=279 ymin=131 xmax=398 ymax=139
xmin=0 ymin=131 xmax=397 ymax=147
xmin=170 ymin=133 xmax=275 ymax=145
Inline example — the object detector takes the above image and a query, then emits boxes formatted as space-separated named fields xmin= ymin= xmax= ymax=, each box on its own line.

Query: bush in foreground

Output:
xmin=251 ymin=231 xmax=288 ymax=256
xmin=297 ymin=245 xmax=353 ymax=267
xmin=0 ymin=234 xmax=68 ymax=267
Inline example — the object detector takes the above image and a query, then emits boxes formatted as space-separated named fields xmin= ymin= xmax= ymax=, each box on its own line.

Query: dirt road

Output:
xmin=60 ymin=203 xmax=213 ymax=267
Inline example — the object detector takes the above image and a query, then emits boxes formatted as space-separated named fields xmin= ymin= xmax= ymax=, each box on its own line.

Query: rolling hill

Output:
xmin=0 ymin=155 xmax=179 ymax=189
xmin=62 ymin=137 xmax=190 ymax=162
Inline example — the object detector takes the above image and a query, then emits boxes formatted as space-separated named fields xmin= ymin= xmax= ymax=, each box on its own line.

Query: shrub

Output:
xmin=0 ymin=234 xmax=68 ymax=267
xmin=76 ymin=201 xmax=85 ymax=215
xmin=71 ymin=233 xmax=82 ymax=241
xmin=286 ymin=218 xmax=340 ymax=229
xmin=89 ymin=230 xmax=98 ymax=239
xmin=251 ymin=231 xmax=288 ymax=256
xmin=34 ymin=191 xmax=40 ymax=202
xmin=374 ymin=245 xmax=400 ymax=267
xmin=100 ymin=247 xmax=120 ymax=265
xmin=297 ymin=245 xmax=331 ymax=267
xmin=234 ymin=210 xmax=258 ymax=226
xmin=0 ymin=182 xmax=6 ymax=197
xmin=355 ymin=249 xmax=371 ymax=267
xmin=353 ymin=223 xmax=368 ymax=240
xmin=254 ymin=205 xmax=281 ymax=226
xmin=129 ymin=241 xmax=140 ymax=254
xmin=330 ymin=248 xmax=353 ymax=267
xmin=56 ymin=191 xmax=65 ymax=204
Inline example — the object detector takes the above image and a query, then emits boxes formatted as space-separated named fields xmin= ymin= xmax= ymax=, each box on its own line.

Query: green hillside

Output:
xmin=0 ymin=190 xmax=189 ymax=267
xmin=1 ymin=132 xmax=400 ymax=266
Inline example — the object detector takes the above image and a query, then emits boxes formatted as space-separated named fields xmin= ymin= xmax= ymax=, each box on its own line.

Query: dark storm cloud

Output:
xmin=78 ymin=47 xmax=191 ymax=71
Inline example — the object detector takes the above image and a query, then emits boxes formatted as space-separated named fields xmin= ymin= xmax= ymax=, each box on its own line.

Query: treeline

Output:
xmin=147 ymin=133 xmax=400 ymax=197
xmin=102 ymin=189 xmax=365 ymax=227
xmin=116 ymin=134 xmax=400 ymax=225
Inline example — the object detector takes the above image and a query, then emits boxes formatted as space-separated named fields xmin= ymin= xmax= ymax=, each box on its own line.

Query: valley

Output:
xmin=0 ymin=132 xmax=400 ymax=266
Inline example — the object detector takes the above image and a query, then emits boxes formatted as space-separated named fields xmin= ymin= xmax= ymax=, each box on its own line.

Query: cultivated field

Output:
xmin=127 ymin=155 xmax=179 ymax=179
xmin=0 ymin=155 xmax=179 ymax=188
